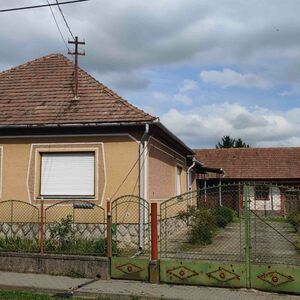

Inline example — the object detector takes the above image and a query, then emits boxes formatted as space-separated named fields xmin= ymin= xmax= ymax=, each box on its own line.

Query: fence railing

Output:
xmin=0 ymin=183 xmax=298 ymax=263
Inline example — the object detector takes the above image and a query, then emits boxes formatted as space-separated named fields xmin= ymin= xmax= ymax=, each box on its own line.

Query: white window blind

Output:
xmin=41 ymin=152 xmax=95 ymax=197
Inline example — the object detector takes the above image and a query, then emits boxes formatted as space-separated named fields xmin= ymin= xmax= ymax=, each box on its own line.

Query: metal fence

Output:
xmin=0 ymin=183 xmax=298 ymax=264
xmin=248 ymin=184 xmax=300 ymax=266
xmin=160 ymin=183 xmax=245 ymax=261
xmin=44 ymin=200 xmax=106 ymax=256
xmin=111 ymin=195 xmax=150 ymax=257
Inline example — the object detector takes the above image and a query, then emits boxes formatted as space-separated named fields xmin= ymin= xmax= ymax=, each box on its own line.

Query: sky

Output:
xmin=1 ymin=0 xmax=300 ymax=148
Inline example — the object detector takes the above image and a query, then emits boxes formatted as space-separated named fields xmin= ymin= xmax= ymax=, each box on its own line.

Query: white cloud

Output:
xmin=173 ymin=93 xmax=193 ymax=105
xmin=152 ymin=91 xmax=168 ymax=101
xmin=200 ymin=69 xmax=270 ymax=89
xmin=179 ymin=79 xmax=198 ymax=92
xmin=160 ymin=102 xmax=300 ymax=148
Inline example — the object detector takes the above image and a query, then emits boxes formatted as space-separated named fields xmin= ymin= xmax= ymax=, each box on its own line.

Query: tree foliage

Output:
xmin=216 ymin=135 xmax=250 ymax=149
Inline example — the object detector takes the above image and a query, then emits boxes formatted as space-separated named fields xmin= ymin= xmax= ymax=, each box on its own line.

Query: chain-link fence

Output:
xmin=44 ymin=200 xmax=106 ymax=256
xmin=0 ymin=200 xmax=40 ymax=252
xmin=248 ymin=184 xmax=300 ymax=266
xmin=160 ymin=183 xmax=245 ymax=262
xmin=111 ymin=195 xmax=150 ymax=257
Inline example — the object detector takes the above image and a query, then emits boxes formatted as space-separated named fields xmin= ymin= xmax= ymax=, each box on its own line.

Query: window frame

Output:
xmin=254 ymin=185 xmax=270 ymax=201
xmin=38 ymin=150 xmax=97 ymax=200
xmin=176 ymin=165 xmax=182 ymax=196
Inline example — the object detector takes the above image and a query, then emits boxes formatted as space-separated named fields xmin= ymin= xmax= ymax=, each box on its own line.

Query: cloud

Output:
xmin=152 ymin=91 xmax=168 ymax=101
xmin=173 ymin=93 xmax=193 ymax=105
xmin=1 ymin=0 xmax=300 ymax=85
xmin=179 ymin=79 xmax=198 ymax=92
xmin=200 ymin=69 xmax=270 ymax=89
xmin=99 ymin=71 xmax=150 ymax=91
xmin=160 ymin=102 xmax=300 ymax=148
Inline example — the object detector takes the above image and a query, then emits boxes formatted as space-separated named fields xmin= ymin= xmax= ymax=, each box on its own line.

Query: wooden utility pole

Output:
xmin=68 ymin=36 xmax=85 ymax=99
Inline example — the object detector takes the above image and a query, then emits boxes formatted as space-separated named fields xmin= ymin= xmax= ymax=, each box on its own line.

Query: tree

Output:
xmin=216 ymin=136 xmax=250 ymax=149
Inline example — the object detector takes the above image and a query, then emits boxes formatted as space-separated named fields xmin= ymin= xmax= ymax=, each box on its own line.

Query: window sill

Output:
xmin=37 ymin=195 xmax=95 ymax=200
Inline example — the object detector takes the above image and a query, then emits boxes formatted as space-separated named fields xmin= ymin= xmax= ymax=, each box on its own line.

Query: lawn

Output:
xmin=0 ymin=290 xmax=117 ymax=300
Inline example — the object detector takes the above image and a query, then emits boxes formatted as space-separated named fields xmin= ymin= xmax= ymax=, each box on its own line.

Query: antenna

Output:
xmin=68 ymin=36 xmax=85 ymax=99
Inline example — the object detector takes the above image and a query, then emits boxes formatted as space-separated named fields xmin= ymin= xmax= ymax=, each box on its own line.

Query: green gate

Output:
xmin=159 ymin=183 xmax=300 ymax=294
xmin=247 ymin=184 xmax=300 ymax=294
xmin=110 ymin=195 xmax=150 ymax=281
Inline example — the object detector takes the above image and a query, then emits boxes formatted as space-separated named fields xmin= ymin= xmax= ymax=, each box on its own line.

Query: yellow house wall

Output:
xmin=0 ymin=135 xmax=139 ymax=209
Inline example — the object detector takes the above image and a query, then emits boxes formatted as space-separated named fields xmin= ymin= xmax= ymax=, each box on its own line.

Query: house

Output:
xmin=0 ymin=53 xmax=196 ymax=213
xmin=194 ymin=147 xmax=300 ymax=215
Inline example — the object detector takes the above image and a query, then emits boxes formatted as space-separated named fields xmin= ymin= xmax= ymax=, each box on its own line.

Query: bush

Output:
xmin=189 ymin=208 xmax=217 ymax=245
xmin=287 ymin=212 xmax=300 ymax=232
xmin=214 ymin=207 xmax=235 ymax=228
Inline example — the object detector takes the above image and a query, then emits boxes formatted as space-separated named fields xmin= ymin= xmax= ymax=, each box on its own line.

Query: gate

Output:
xmin=247 ymin=184 xmax=300 ymax=294
xmin=160 ymin=183 xmax=247 ymax=288
xmin=110 ymin=195 xmax=150 ymax=281
xmin=159 ymin=183 xmax=300 ymax=294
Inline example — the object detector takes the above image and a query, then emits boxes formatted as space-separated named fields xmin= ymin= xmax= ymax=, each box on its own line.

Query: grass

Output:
xmin=0 ymin=290 xmax=82 ymax=300
xmin=0 ymin=237 xmax=118 ymax=256
xmin=0 ymin=290 xmax=125 ymax=300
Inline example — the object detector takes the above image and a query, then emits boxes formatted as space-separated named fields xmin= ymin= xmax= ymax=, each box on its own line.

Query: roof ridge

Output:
xmin=194 ymin=147 xmax=300 ymax=151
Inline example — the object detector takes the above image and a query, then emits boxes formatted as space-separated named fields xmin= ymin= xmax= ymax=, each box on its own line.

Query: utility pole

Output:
xmin=68 ymin=36 xmax=85 ymax=99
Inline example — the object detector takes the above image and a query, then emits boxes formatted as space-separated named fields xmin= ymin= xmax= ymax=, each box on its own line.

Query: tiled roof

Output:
xmin=0 ymin=54 xmax=156 ymax=126
xmin=194 ymin=147 xmax=300 ymax=179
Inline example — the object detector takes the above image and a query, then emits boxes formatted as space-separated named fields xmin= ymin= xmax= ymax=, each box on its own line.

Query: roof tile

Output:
xmin=0 ymin=54 xmax=156 ymax=126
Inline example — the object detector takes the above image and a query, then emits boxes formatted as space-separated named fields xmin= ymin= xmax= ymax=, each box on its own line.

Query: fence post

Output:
xmin=151 ymin=203 xmax=158 ymax=260
xmin=149 ymin=202 xmax=160 ymax=283
xmin=106 ymin=200 xmax=112 ymax=258
xmin=40 ymin=201 xmax=44 ymax=255
xmin=244 ymin=184 xmax=251 ymax=288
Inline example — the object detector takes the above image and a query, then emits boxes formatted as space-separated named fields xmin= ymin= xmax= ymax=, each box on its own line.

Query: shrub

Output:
xmin=189 ymin=208 xmax=217 ymax=245
xmin=287 ymin=212 xmax=300 ymax=232
xmin=48 ymin=215 xmax=73 ymax=249
xmin=214 ymin=207 xmax=235 ymax=228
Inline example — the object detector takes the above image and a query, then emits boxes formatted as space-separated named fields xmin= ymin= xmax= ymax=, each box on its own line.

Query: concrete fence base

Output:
xmin=0 ymin=252 xmax=109 ymax=279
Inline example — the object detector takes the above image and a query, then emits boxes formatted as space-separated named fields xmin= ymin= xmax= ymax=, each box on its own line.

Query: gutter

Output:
xmin=0 ymin=120 xmax=158 ymax=129
xmin=154 ymin=121 xmax=194 ymax=155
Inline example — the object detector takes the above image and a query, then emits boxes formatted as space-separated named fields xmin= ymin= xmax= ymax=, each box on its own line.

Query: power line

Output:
xmin=55 ymin=0 xmax=75 ymax=40
xmin=0 ymin=0 xmax=89 ymax=13
xmin=46 ymin=0 xmax=72 ymax=56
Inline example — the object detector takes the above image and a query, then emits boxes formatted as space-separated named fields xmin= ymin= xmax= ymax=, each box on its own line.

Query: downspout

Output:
xmin=138 ymin=123 xmax=149 ymax=250
xmin=187 ymin=158 xmax=196 ymax=192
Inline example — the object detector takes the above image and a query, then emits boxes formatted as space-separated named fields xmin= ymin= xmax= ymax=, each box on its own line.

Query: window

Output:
xmin=254 ymin=185 xmax=269 ymax=200
xmin=40 ymin=152 xmax=95 ymax=198
xmin=176 ymin=166 xmax=182 ymax=195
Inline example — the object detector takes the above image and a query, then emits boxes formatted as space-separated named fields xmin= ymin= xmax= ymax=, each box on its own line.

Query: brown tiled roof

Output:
xmin=0 ymin=54 xmax=156 ymax=126
xmin=194 ymin=147 xmax=300 ymax=179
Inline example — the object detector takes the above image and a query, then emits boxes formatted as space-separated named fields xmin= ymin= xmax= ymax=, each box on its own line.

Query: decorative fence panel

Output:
xmin=44 ymin=200 xmax=106 ymax=256
xmin=111 ymin=195 xmax=150 ymax=257
xmin=0 ymin=200 xmax=40 ymax=252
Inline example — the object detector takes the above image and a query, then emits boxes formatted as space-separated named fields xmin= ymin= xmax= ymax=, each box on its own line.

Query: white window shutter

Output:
xmin=41 ymin=152 xmax=95 ymax=196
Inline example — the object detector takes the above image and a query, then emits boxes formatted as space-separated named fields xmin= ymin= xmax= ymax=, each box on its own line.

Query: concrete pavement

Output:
xmin=0 ymin=271 xmax=299 ymax=300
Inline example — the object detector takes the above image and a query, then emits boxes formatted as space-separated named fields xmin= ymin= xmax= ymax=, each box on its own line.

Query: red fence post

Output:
xmin=151 ymin=203 xmax=158 ymax=260
xmin=106 ymin=199 xmax=112 ymax=257
xmin=40 ymin=201 xmax=44 ymax=255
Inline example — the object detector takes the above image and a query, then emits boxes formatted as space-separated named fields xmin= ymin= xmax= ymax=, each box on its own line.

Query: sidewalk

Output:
xmin=0 ymin=271 xmax=299 ymax=300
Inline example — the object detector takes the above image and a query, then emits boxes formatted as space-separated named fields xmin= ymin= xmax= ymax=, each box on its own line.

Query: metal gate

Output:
xmin=110 ymin=195 xmax=150 ymax=281
xmin=159 ymin=183 xmax=300 ymax=294
xmin=247 ymin=184 xmax=300 ymax=294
